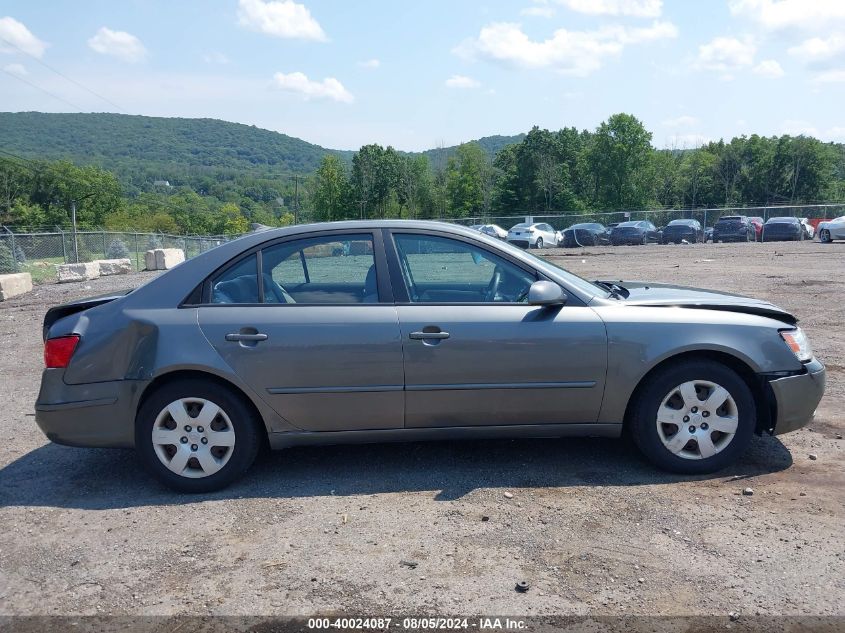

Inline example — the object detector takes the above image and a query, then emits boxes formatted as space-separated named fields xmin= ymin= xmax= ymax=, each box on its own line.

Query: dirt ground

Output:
xmin=0 ymin=241 xmax=843 ymax=618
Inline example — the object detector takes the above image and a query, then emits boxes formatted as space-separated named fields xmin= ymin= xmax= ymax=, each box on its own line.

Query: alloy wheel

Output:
xmin=655 ymin=380 xmax=738 ymax=460
xmin=151 ymin=397 xmax=236 ymax=478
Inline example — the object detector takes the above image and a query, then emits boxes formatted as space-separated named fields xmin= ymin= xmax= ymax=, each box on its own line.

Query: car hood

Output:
xmin=597 ymin=280 xmax=797 ymax=325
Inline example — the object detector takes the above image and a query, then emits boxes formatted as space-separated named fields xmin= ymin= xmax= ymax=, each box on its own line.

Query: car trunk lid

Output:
xmin=43 ymin=290 xmax=132 ymax=340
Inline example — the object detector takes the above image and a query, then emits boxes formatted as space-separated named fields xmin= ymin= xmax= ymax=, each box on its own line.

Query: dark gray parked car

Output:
xmin=36 ymin=221 xmax=825 ymax=492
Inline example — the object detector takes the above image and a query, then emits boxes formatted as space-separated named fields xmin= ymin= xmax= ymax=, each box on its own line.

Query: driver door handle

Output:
xmin=225 ymin=332 xmax=268 ymax=342
xmin=409 ymin=331 xmax=450 ymax=340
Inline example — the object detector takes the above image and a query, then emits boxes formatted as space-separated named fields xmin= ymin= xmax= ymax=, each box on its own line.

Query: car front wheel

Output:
xmin=629 ymin=360 xmax=755 ymax=474
xmin=820 ymin=229 xmax=832 ymax=243
xmin=136 ymin=379 xmax=262 ymax=492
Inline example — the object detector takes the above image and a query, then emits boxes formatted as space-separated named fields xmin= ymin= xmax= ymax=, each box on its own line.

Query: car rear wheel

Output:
xmin=136 ymin=379 xmax=262 ymax=493
xmin=535 ymin=237 xmax=544 ymax=249
xmin=820 ymin=229 xmax=832 ymax=243
xmin=629 ymin=360 xmax=755 ymax=474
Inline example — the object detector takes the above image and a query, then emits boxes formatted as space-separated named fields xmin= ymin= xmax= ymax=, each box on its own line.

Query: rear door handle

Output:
xmin=225 ymin=333 xmax=268 ymax=342
xmin=409 ymin=331 xmax=450 ymax=340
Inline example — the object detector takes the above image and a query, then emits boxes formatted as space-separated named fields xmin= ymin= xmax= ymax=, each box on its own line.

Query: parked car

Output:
xmin=36 ymin=220 xmax=825 ymax=492
xmin=507 ymin=222 xmax=557 ymax=249
xmin=762 ymin=217 xmax=803 ymax=242
xmin=817 ymin=216 xmax=845 ymax=243
xmin=610 ymin=220 xmax=662 ymax=245
xmin=713 ymin=216 xmax=755 ymax=242
xmin=559 ymin=222 xmax=611 ymax=247
xmin=661 ymin=219 xmax=704 ymax=244
xmin=748 ymin=217 xmax=764 ymax=241
xmin=799 ymin=218 xmax=815 ymax=240
xmin=704 ymin=227 xmax=714 ymax=242
xmin=473 ymin=224 xmax=507 ymax=240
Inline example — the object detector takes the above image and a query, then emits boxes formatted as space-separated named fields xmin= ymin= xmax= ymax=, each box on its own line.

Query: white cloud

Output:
xmin=551 ymin=0 xmax=662 ymax=17
xmin=203 ymin=52 xmax=230 ymax=65
xmin=753 ymin=59 xmax=784 ymax=77
xmin=0 ymin=16 xmax=48 ymax=58
xmin=694 ymin=36 xmax=756 ymax=72
xmin=729 ymin=0 xmax=845 ymax=30
xmin=788 ymin=35 xmax=845 ymax=63
xmin=2 ymin=62 xmax=27 ymax=76
xmin=521 ymin=6 xmax=556 ymax=18
xmin=272 ymin=71 xmax=353 ymax=103
xmin=358 ymin=58 xmax=380 ymax=68
xmin=455 ymin=20 xmax=677 ymax=76
xmin=87 ymin=27 xmax=147 ymax=62
xmin=445 ymin=74 xmax=481 ymax=88
xmin=812 ymin=69 xmax=845 ymax=83
xmin=662 ymin=115 xmax=698 ymax=127
xmin=780 ymin=119 xmax=819 ymax=136
xmin=237 ymin=0 xmax=326 ymax=41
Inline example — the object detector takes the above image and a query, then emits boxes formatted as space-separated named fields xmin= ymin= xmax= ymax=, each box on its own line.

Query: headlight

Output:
xmin=780 ymin=328 xmax=814 ymax=363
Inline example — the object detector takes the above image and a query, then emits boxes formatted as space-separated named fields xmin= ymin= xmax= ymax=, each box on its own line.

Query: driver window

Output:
xmin=393 ymin=234 xmax=535 ymax=303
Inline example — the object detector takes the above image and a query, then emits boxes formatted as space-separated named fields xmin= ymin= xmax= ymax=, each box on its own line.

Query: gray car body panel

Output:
xmin=35 ymin=220 xmax=825 ymax=449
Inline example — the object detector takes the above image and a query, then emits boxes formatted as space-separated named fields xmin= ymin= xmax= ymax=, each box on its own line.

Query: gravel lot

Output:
xmin=0 ymin=241 xmax=843 ymax=618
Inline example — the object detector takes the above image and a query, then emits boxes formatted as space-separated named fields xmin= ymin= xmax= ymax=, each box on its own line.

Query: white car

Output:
xmin=817 ymin=216 xmax=845 ymax=243
xmin=507 ymin=222 xmax=557 ymax=249
xmin=799 ymin=218 xmax=815 ymax=240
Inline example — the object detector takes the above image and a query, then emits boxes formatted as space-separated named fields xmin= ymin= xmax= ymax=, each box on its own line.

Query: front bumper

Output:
xmin=34 ymin=369 xmax=144 ymax=448
xmin=767 ymin=358 xmax=826 ymax=435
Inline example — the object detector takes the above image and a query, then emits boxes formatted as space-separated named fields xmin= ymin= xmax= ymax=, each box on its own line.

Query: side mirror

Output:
xmin=528 ymin=280 xmax=567 ymax=306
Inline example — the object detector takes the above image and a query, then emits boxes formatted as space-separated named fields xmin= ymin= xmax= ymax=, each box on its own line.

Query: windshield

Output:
xmin=668 ymin=219 xmax=695 ymax=226
xmin=767 ymin=217 xmax=795 ymax=223
xmin=571 ymin=223 xmax=602 ymax=230
xmin=616 ymin=221 xmax=642 ymax=227
xmin=718 ymin=216 xmax=743 ymax=222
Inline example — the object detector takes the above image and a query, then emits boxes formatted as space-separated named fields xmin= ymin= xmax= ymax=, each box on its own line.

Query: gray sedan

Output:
xmin=36 ymin=220 xmax=825 ymax=492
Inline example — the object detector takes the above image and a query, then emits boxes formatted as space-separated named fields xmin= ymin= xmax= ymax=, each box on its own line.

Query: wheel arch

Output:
xmin=135 ymin=369 xmax=274 ymax=443
xmin=622 ymin=350 xmax=774 ymax=435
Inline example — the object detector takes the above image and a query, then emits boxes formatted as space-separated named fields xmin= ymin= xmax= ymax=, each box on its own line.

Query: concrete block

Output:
xmin=56 ymin=262 xmax=100 ymax=283
xmin=154 ymin=248 xmax=185 ymax=270
xmin=0 ymin=272 xmax=33 ymax=301
xmin=144 ymin=250 xmax=157 ymax=271
xmin=96 ymin=258 xmax=132 ymax=276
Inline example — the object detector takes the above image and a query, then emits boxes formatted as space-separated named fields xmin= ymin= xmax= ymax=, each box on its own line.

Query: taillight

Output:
xmin=44 ymin=335 xmax=80 ymax=368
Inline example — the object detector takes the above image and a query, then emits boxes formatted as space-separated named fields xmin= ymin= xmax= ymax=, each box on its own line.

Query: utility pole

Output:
xmin=294 ymin=175 xmax=299 ymax=225
xmin=71 ymin=200 xmax=79 ymax=263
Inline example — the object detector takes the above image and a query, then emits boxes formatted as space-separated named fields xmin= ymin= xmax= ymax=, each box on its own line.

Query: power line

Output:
xmin=2 ymin=67 xmax=87 ymax=112
xmin=0 ymin=35 xmax=127 ymax=113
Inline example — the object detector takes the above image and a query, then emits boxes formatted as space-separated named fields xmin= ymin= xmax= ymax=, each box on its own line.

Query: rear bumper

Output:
xmin=768 ymin=359 xmax=826 ymax=435
xmin=507 ymin=239 xmax=530 ymax=248
xmin=34 ymin=369 xmax=143 ymax=448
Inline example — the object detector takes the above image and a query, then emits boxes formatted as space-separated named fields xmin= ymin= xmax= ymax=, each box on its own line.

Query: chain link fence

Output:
xmin=0 ymin=227 xmax=236 ymax=283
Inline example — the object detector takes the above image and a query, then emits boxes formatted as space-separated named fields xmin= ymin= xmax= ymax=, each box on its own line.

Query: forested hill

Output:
xmin=0 ymin=112 xmax=352 ymax=179
xmin=0 ymin=112 xmax=521 ymax=181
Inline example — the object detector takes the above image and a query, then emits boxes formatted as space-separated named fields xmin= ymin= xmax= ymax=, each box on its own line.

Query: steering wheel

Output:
xmin=484 ymin=266 xmax=503 ymax=302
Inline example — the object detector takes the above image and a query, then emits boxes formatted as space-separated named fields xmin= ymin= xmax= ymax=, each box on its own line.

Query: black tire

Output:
xmin=820 ymin=229 xmax=832 ymax=243
xmin=628 ymin=359 xmax=756 ymax=475
xmin=641 ymin=234 xmax=647 ymax=245
xmin=535 ymin=237 xmax=543 ymax=249
xmin=136 ymin=379 xmax=263 ymax=493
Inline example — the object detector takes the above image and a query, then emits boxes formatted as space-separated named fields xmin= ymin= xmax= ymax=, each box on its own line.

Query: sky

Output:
xmin=2 ymin=0 xmax=845 ymax=152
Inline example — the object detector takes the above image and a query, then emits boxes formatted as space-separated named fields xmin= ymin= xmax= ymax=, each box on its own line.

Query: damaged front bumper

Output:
xmin=764 ymin=358 xmax=826 ymax=435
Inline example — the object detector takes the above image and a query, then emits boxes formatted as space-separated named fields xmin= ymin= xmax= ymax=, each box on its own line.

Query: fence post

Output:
xmin=102 ymin=231 xmax=107 ymax=258
xmin=58 ymin=226 xmax=67 ymax=263
xmin=134 ymin=232 xmax=140 ymax=271
xmin=9 ymin=228 xmax=18 ymax=272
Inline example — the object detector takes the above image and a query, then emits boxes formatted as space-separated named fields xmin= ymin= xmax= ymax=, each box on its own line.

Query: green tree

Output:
xmin=587 ymin=113 xmax=654 ymax=209
xmin=312 ymin=155 xmax=349 ymax=221
xmin=446 ymin=143 xmax=490 ymax=217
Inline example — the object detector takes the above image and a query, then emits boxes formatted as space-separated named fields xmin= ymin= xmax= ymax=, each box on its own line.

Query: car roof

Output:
xmin=668 ymin=219 xmax=697 ymax=225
